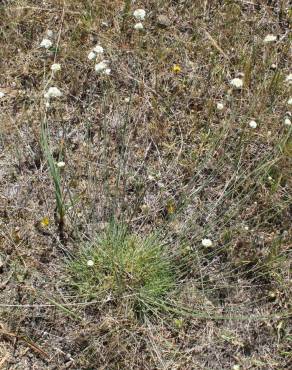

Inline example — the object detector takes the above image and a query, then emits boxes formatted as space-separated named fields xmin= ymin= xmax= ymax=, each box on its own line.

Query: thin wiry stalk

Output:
xmin=40 ymin=118 xmax=66 ymax=239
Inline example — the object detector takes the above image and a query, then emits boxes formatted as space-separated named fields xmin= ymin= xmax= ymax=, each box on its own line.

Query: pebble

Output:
xmin=157 ymin=15 xmax=171 ymax=28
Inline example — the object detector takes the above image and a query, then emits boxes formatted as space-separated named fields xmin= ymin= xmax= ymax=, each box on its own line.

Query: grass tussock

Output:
xmin=68 ymin=223 xmax=175 ymax=318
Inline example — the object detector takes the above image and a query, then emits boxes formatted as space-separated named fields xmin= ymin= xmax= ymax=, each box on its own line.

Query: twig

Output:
xmin=203 ymin=29 xmax=229 ymax=60
xmin=0 ymin=328 xmax=49 ymax=359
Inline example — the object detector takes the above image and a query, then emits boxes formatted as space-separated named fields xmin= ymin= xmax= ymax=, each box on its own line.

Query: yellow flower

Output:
xmin=167 ymin=201 xmax=175 ymax=215
xmin=40 ymin=217 xmax=50 ymax=227
xmin=172 ymin=64 xmax=181 ymax=74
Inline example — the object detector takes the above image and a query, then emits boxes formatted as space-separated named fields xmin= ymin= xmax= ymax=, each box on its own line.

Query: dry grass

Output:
xmin=0 ymin=0 xmax=291 ymax=369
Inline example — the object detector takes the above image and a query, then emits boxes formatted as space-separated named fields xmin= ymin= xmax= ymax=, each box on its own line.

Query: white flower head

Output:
xmin=216 ymin=102 xmax=224 ymax=110
xmin=134 ymin=22 xmax=144 ymax=30
xmin=95 ymin=60 xmax=108 ymax=73
xmin=124 ymin=97 xmax=130 ymax=103
xmin=51 ymin=63 xmax=61 ymax=72
xmin=284 ymin=117 xmax=291 ymax=126
xmin=288 ymin=98 xmax=292 ymax=105
xmin=56 ymin=161 xmax=65 ymax=168
xmin=88 ymin=51 xmax=96 ymax=60
xmin=104 ymin=68 xmax=111 ymax=75
xmin=133 ymin=9 xmax=146 ymax=21
xmin=40 ymin=38 xmax=53 ymax=49
xmin=263 ymin=34 xmax=277 ymax=43
xmin=87 ymin=260 xmax=94 ymax=267
xmin=285 ymin=74 xmax=292 ymax=85
xmin=134 ymin=22 xmax=144 ymax=31
xmin=201 ymin=238 xmax=213 ymax=247
xmin=44 ymin=86 xmax=62 ymax=99
xmin=0 ymin=91 xmax=5 ymax=99
xmin=93 ymin=45 xmax=104 ymax=54
xmin=230 ymin=77 xmax=243 ymax=89
xmin=249 ymin=120 xmax=257 ymax=129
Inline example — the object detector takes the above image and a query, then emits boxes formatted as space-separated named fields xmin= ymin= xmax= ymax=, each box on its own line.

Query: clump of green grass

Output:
xmin=68 ymin=223 xmax=175 ymax=318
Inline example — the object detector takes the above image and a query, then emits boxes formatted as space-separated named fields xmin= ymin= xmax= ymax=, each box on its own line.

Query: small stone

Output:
xmin=157 ymin=15 xmax=171 ymax=28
